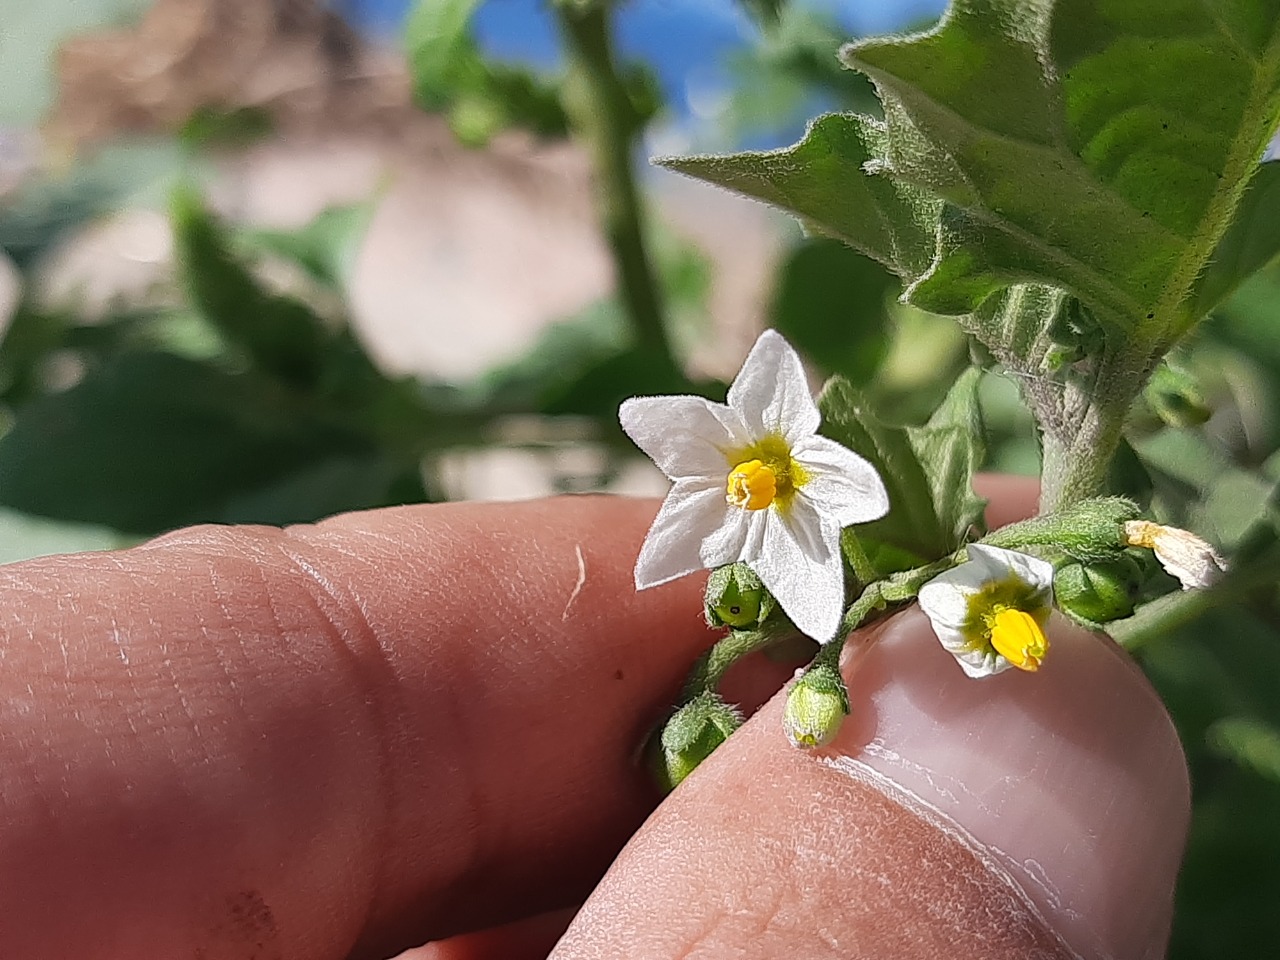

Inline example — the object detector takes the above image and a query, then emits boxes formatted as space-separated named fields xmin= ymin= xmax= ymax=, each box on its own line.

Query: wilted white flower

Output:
xmin=917 ymin=543 xmax=1055 ymax=678
xmin=1123 ymin=520 xmax=1227 ymax=589
xmin=619 ymin=330 xmax=889 ymax=641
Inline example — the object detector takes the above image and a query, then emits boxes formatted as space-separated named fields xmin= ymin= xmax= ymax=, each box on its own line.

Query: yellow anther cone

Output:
xmin=989 ymin=608 xmax=1048 ymax=672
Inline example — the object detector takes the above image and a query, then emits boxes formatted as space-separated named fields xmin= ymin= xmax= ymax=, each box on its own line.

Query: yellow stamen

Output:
xmin=988 ymin=608 xmax=1048 ymax=672
xmin=726 ymin=459 xmax=777 ymax=510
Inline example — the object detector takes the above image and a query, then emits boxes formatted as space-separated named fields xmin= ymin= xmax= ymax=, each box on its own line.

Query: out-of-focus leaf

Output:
xmin=171 ymin=187 xmax=328 ymax=387
xmin=404 ymin=0 xmax=484 ymax=109
xmin=220 ymin=455 xmax=429 ymax=526
xmin=1208 ymin=716 xmax=1280 ymax=784
xmin=0 ymin=351 xmax=373 ymax=534
xmin=543 ymin=345 xmax=703 ymax=419
xmin=405 ymin=0 xmax=569 ymax=144
xmin=239 ymin=202 xmax=373 ymax=289
xmin=769 ymin=238 xmax=894 ymax=386
xmin=471 ymin=301 xmax=630 ymax=412
xmin=736 ymin=0 xmax=786 ymax=26
xmin=1140 ymin=606 xmax=1280 ymax=959
xmin=178 ymin=106 xmax=273 ymax=149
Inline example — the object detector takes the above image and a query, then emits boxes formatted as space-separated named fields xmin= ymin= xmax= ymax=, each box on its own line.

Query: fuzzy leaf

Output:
xmin=1193 ymin=160 xmax=1280 ymax=317
xmin=907 ymin=366 xmax=988 ymax=546
xmin=819 ymin=371 xmax=985 ymax=563
xmin=658 ymin=112 xmax=940 ymax=279
xmin=845 ymin=0 xmax=1280 ymax=339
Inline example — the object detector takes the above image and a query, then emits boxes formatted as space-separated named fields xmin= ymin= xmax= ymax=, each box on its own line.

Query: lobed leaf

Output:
xmin=844 ymin=0 xmax=1280 ymax=339
xmin=658 ymin=113 xmax=940 ymax=279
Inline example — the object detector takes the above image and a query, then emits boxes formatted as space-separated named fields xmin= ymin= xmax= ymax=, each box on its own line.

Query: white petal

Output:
xmin=917 ymin=577 xmax=971 ymax=631
xmin=634 ymin=479 xmax=740 ymax=589
xmin=1152 ymin=536 xmax=1227 ymax=590
xmin=750 ymin=499 xmax=844 ymax=641
xmin=620 ymin=395 xmax=747 ymax=481
xmin=952 ymin=644 xmax=1013 ymax=679
xmin=700 ymin=503 xmax=769 ymax=570
xmin=726 ymin=330 xmax=821 ymax=443
xmin=918 ymin=583 xmax=1011 ymax=678
xmin=791 ymin=435 xmax=890 ymax=526
xmin=966 ymin=543 xmax=1054 ymax=592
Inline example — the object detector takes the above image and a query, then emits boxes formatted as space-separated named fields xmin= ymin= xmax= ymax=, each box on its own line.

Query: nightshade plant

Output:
xmin=637 ymin=0 xmax=1280 ymax=786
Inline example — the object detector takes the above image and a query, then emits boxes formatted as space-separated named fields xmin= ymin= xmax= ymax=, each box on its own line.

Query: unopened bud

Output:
xmin=1147 ymin=363 xmax=1212 ymax=428
xmin=652 ymin=692 xmax=743 ymax=792
xmin=783 ymin=663 xmax=850 ymax=749
xmin=704 ymin=562 xmax=773 ymax=629
xmin=1054 ymin=557 xmax=1140 ymax=626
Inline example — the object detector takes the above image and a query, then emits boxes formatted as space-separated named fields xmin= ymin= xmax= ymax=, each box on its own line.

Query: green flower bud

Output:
xmin=782 ymin=663 xmax=850 ymax=750
xmin=1146 ymin=362 xmax=1212 ymax=428
xmin=705 ymin=562 xmax=774 ymax=629
xmin=1053 ymin=557 xmax=1140 ymax=626
xmin=652 ymin=692 xmax=743 ymax=792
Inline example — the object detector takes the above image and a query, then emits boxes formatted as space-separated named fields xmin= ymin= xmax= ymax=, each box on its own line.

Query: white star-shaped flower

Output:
xmin=619 ymin=330 xmax=889 ymax=641
xmin=917 ymin=543 xmax=1055 ymax=678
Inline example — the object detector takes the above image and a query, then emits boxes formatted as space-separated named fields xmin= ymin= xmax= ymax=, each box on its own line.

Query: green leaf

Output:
xmin=1208 ymin=716 xmax=1280 ymax=784
xmin=843 ymin=0 xmax=1280 ymax=340
xmin=908 ymin=366 xmax=988 ymax=546
xmin=405 ymin=0 xmax=568 ymax=144
xmin=736 ymin=0 xmax=786 ymax=26
xmin=768 ymin=238 xmax=895 ymax=386
xmin=1193 ymin=160 xmax=1280 ymax=317
xmin=171 ymin=187 xmax=329 ymax=387
xmin=238 ymin=201 xmax=373 ymax=289
xmin=818 ymin=369 xmax=986 ymax=564
xmin=0 ymin=351 xmax=377 ymax=534
xmin=658 ymin=112 xmax=940 ymax=279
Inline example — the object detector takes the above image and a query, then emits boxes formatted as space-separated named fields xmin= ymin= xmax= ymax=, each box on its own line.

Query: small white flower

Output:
xmin=619 ymin=330 xmax=889 ymax=641
xmin=917 ymin=543 xmax=1055 ymax=678
xmin=1123 ymin=520 xmax=1227 ymax=590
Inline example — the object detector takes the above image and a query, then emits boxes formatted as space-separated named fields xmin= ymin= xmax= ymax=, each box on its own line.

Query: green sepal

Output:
xmin=981 ymin=497 xmax=1142 ymax=563
xmin=651 ymin=691 xmax=744 ymax=792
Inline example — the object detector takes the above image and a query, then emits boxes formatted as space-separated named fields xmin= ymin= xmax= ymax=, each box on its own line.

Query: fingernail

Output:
xmin=828 ymin=607 xmax=1190 ymax=960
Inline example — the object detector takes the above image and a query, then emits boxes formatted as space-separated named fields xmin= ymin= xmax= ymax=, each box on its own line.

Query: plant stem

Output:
xmin=556 ymin=2 xmax=673 ymax=365
xmin=682 ymin=626 xmax=790 ymax=700
xmin=1036 ymin=345 xmax=1148 ymax=513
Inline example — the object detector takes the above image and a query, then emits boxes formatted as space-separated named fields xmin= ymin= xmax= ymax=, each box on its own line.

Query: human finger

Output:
xmin=0 ymin=496 xmax=713 ymax=960
xmin=551 ymin=607 xmax=1189 ymax=959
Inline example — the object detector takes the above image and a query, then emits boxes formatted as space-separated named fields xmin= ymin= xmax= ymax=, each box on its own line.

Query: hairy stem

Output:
xmin=1036 ymin=345 xmax=1149 ymax=514
xmin=556 ymin=2 xmax=673 ymax=364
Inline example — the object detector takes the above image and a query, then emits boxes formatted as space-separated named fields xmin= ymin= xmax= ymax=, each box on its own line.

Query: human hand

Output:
xmin=0 ymin=478 xmax=1188 ymax=959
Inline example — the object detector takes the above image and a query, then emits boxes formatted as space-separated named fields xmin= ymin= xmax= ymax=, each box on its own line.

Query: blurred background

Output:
xmin=1 ymin=1 xmax=1277 ymax=956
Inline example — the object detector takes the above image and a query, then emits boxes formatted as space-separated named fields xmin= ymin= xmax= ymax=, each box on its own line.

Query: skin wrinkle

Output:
xmin=268 ymin=537 xmax=403 ymax=960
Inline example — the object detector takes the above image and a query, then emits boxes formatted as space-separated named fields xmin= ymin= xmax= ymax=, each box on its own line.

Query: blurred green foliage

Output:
xmin=0 ymin=1 xmax=1278 ymax=955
